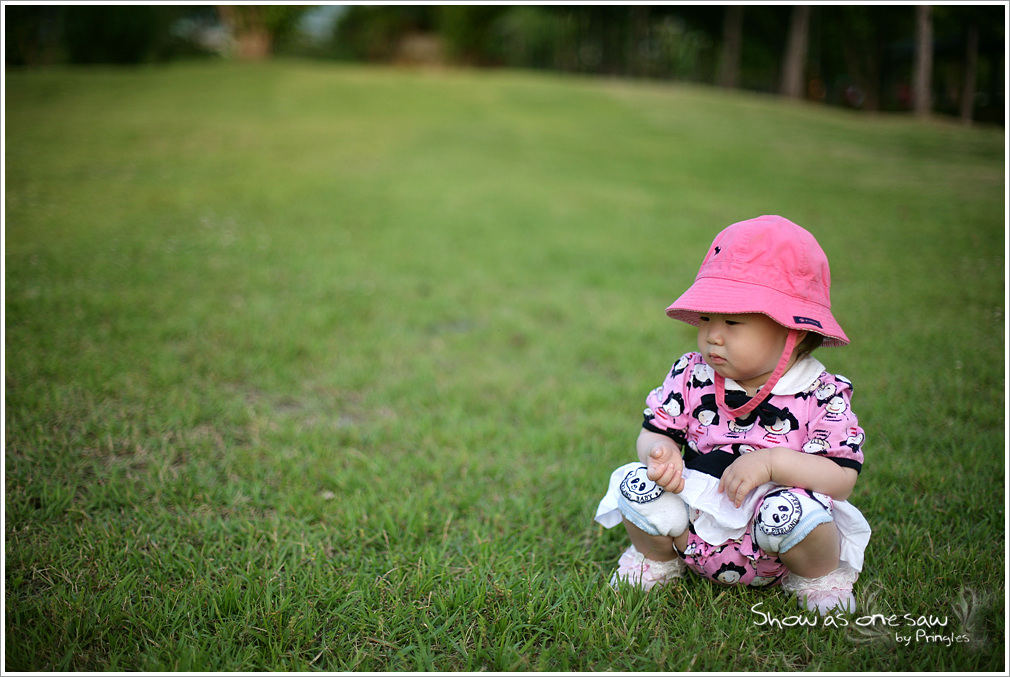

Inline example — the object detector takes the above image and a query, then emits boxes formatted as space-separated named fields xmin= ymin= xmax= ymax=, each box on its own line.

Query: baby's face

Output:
xmin=697 ymin=313 xmax=792 ymax=392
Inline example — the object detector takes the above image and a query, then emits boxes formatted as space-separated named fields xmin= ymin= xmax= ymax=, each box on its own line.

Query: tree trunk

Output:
xmin=913 ymin=5 xmax=933 ymax=117
xmin=218 ymin=5 xmax=274 ymax=61
xmin=837 ymin=9 xmax=880 ymax=111
xmin=235 ymin=28 xmax=272 ymax=60
xmin=959 ymin=22 xmax=979 ymax=125
xmin=780 ymin=5 xmax=811 ymax=99
xmin=717 ymin=5 xmax=743 ymax=89
xmin=630 ymin=5 xmax=650 ymax=77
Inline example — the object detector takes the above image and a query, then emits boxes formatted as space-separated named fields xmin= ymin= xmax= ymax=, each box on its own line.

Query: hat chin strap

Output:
xmin=715 ymin=329 xmax=801 ymax=420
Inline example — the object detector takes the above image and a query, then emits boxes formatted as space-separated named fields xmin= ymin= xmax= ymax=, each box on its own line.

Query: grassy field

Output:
xmin=4 ymin=60 xmax=1005 ymax=672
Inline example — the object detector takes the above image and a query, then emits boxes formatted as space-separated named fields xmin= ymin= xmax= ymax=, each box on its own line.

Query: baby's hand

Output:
xmin=718 ymin=449 xmax=774 ymax=508
xmin=646 ymin=444 xmax=685 ymax=493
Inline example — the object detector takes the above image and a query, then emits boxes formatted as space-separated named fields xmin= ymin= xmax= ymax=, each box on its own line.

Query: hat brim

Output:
xmin=666 ymin=276 xmax=849 ymax=347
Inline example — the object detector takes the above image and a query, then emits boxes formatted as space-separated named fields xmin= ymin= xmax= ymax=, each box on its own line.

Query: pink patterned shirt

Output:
xmin=643 ymin=352 xmax=864 ymax=476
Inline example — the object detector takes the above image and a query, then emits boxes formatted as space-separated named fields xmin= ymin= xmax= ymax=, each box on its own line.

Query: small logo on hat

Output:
xmin=793 ymin=316 xmax=823 ymax=328
xmin=714 ymin=246 xmax=721 ymax=254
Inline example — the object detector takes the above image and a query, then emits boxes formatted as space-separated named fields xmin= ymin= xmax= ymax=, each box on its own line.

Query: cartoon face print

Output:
xmin=808 ymin=490 xmax=833 ymax=514
xmin=802 ymin=436 xmax=831 ymax=455
xmin=649 ymin=385 xmax=664 ymax=403
xmin=759 ymin=409 xmax=800 ymax=441
xmin=692 ymin=393 xmax=720 ymax=428
xmin=619 ymin=466 xmax=664 ymax=504
xmin=748 ymin=575 xmax=777 ymax=588
xmin=815 ymin=382 xmax=838 ymax=405
xmin=690 ymin=363 xmax=714 ymax=388
xmin=732 ymin=443 xmax=758 ymax=455
xmin=727 ymin=417 xmax=756 ymax=437
xmin=663 ymin=392 xmax=685 ymax=417
xmin=796 ymin=377 xmax=822 ymax=400
xmin=698 ymin=409 xmax=717 ymax=426
xmin=845 ymin=428 xmax=864 ymax=453
xmin=714 ymin=561 xmax=748 ymax=585
xmin=824 ymin=395 xmax=848 ymax=420
xmin=670 ymin=354 xmax=691 ymax=378
xmin=764 ymin=416 xmax=796 ymax=436
xmin=754 ymin=403 xmax=798 ymax=441
xmin=757 ymin=491 xmax=802 ymax=537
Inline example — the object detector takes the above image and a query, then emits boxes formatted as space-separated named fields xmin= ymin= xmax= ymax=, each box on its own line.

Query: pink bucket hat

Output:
xmin=666 ymin=215 xmax=849 ymax=347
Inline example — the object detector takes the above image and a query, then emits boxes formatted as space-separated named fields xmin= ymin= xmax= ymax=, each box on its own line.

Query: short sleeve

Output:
xmin=802 ymin=374 xmax=865 ymax=473
xmin=641 ymin=353 xmax=696 ymax=447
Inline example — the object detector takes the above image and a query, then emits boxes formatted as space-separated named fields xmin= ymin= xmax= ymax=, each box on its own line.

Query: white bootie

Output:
xmin=782 ymin=566 xmax=858 ymax=615
xmin=609 ymin=545 xmax=688 ymax=591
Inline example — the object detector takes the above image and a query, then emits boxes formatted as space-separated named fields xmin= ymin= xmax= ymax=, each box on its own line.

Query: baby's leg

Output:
xmin=754 ymin=488 xmax=857 ymax=614
xmin=777 ymin=521 xmax=840 ymax=577
xmin=622 ymin=518 xmax=689 ymax=562
xmin=615 ymin=464 xmax=690 ymax=541
xmin=753 ymin=488 xmax=835 ymax=563
xmin=610 ymin=464 xmax=691 ymax=590
xmin=612 ymin=519 xmax=689 ymax=590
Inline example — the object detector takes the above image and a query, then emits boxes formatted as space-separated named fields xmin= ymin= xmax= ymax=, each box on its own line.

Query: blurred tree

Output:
xmin=491 ymin=6 xmax=568 ymax=71
xmin=216 ymin=5 xmax=308 ymax=60
xmin=932 ymin=5 xmax=999 ymax=125
xmin=912 ymin=5 xmax=933 ymax=117
xmin=4 ymin=4 xmax=64 ymax=66
xmin=318 ymin=4 xmax=1002 ymax=123
xmin=628 ymin=5 xmax=650 ymax=77
xmin=669 ymin=5 xmax=723 ymax=83
xmin=958 ymin=20 xmax=979 ymax=124
xmin=779 ymin=5 xmax=810 ymax=99
xmin=820 ymin=5 xmax=910 ymax=111
xmin=437 ymin=5 xmax=507 ymax=65
xmin=330 ymin=5 xmax=437 ymax=62
xmin=737 ymin=6 xmax=792 ymax=92
xmin=716 ymin=6 xmax=743 ymax=89
xmin=62 ymin=5 xmax=184 ymax=64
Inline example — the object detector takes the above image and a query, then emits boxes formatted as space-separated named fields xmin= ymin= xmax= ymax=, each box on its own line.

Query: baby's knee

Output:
xmin=753 ymin=488 xmax=834 ymax=555
xmin=616 ymin=464 xmax=689 ymax=538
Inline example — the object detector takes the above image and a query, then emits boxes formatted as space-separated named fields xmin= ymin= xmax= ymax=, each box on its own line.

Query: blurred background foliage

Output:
xmin=3 ymin=4 xmax=1005 ymax=124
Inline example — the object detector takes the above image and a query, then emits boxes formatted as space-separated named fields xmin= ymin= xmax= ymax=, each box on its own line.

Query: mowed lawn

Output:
xmin=4 ymin=60 xmax=1005 ymax=672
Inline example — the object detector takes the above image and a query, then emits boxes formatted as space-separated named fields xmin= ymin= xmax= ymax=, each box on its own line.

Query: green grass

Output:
xmin=4 ymin=60 xmax=1005 ymax=671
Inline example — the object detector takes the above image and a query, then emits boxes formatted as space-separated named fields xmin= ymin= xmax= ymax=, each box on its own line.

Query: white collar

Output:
xmin=724 ymin=355 xmax=825 ymax=396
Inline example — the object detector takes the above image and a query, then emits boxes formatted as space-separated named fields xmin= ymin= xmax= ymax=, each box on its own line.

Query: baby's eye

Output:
xmin=698 ymin=316 xmax=710 ymax=322
xmin=725 ymin=320 xmax=740 ymax=326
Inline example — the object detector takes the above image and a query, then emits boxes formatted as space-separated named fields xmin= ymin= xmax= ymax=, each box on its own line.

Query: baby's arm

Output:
xmin=719 ymin=447 xmax=858 ymax=507
xmin=637 ymin=429 xmax=685 ymax=493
